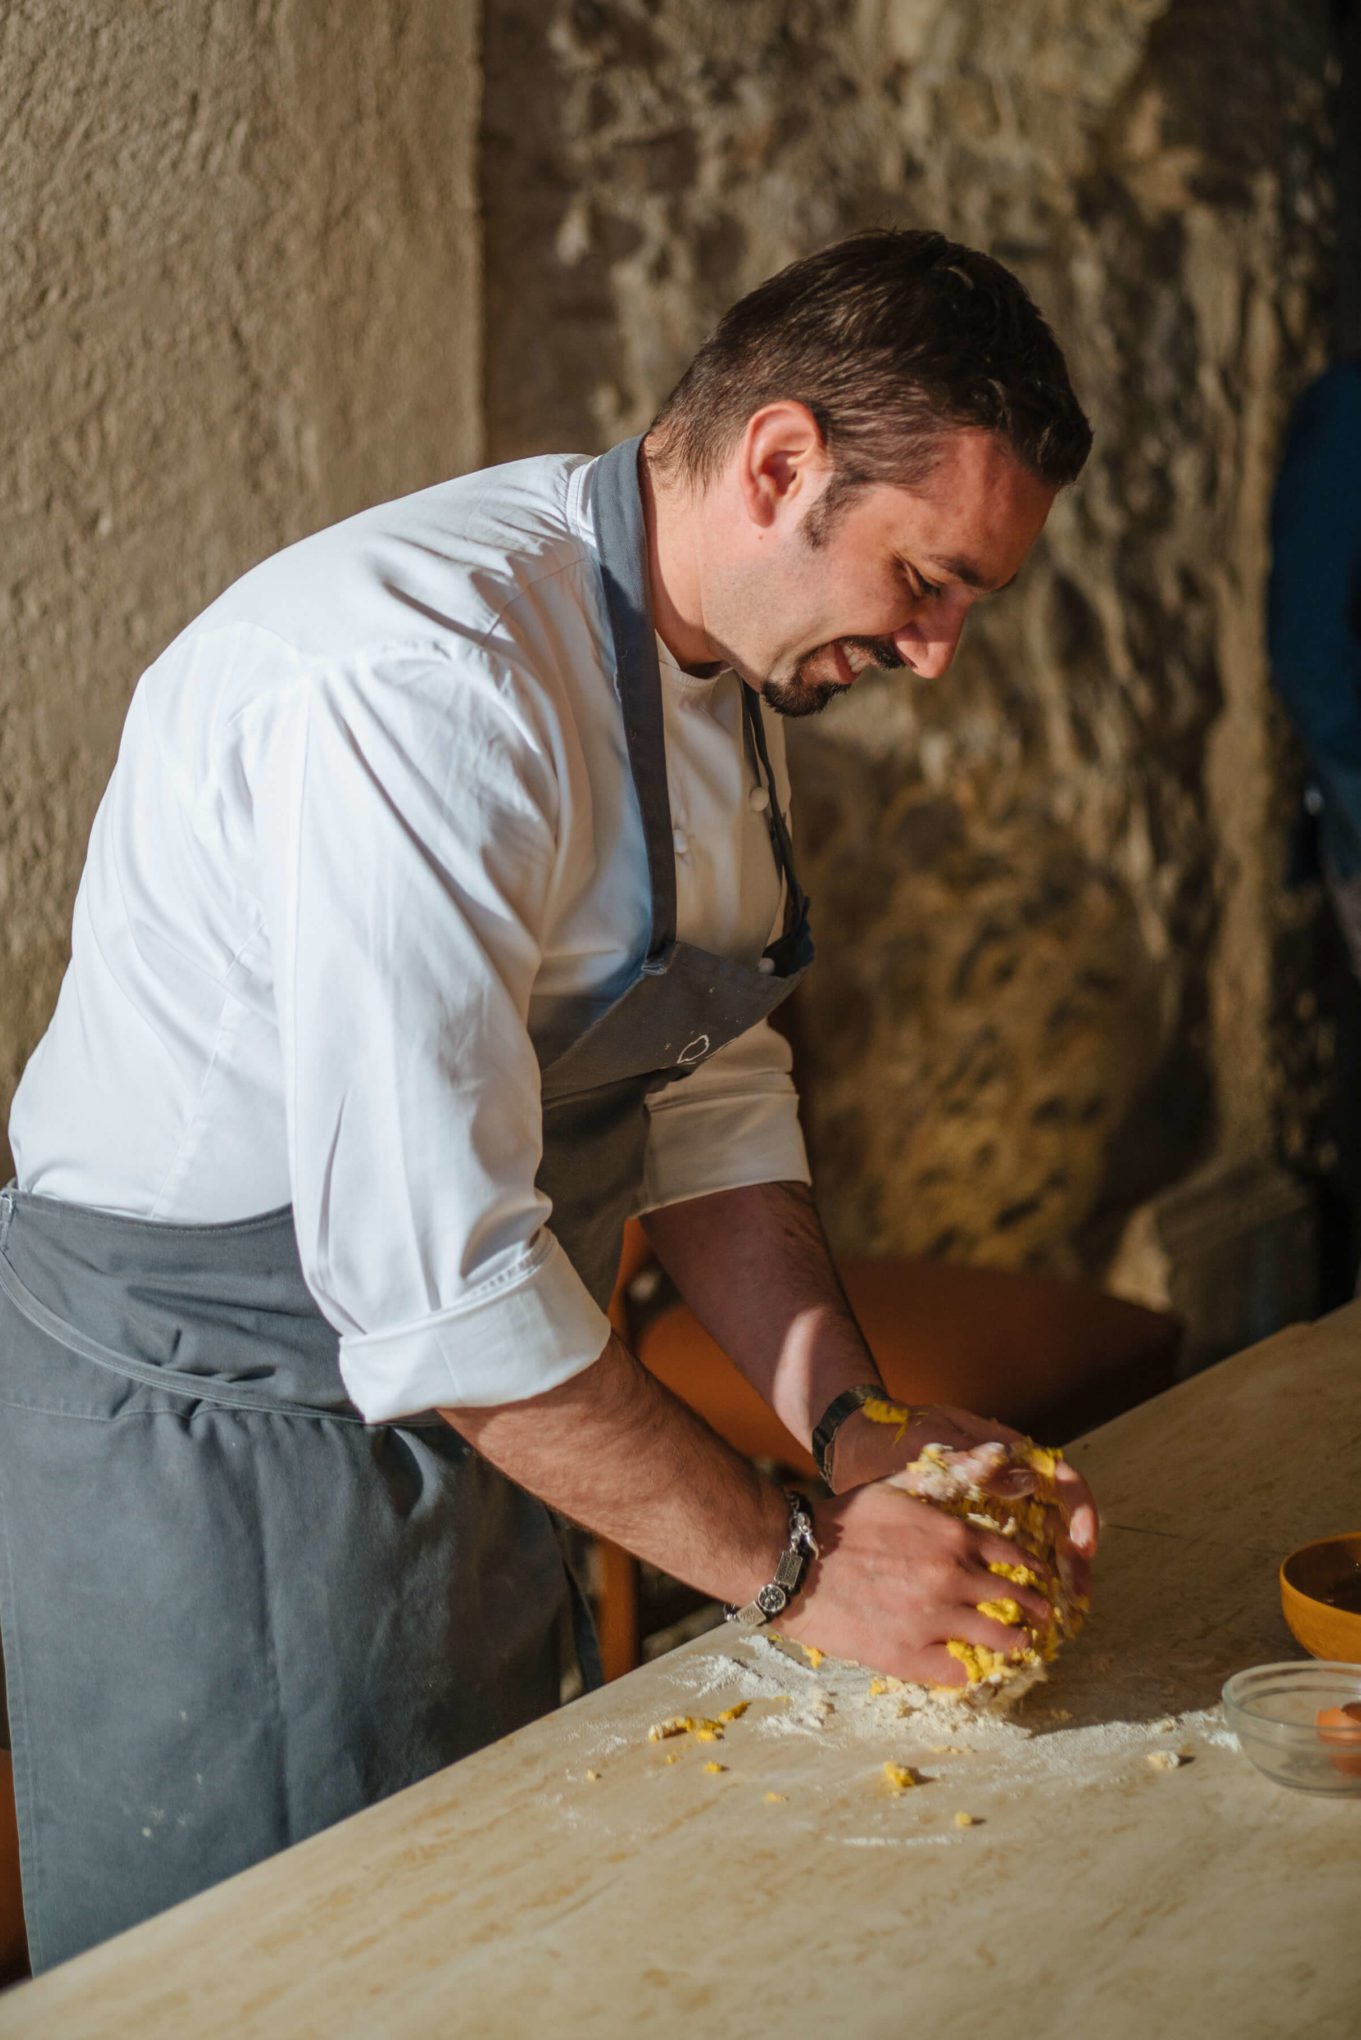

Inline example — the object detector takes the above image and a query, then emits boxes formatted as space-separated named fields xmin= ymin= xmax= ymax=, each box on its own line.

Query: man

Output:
xmin=0 ymin=229 xmax=1097 ymax=1969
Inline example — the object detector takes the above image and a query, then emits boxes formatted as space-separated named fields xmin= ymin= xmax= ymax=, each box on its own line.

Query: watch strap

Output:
xmin=812 ymin=1382 xmax=889 ymax=1488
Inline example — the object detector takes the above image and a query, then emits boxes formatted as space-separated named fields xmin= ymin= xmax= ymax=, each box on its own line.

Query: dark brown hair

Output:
xmin=649 ymin=229 xmax=1092 ymax=499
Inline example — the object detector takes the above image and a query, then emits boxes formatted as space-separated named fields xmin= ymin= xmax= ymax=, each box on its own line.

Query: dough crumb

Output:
xmin=1146 ymin=1750 xmax=1186 ymax=1771
xmin=988 ymin=1558 xmax=1043 ymax=1591
xmin=976 ymin=1597 xmax=1025 ymax=1626
xmin=663 ymin=1753 xmax=681 ymax=1765
xmin=702 ymin=1761 xmax=727 ymax=1775
xmin=585 ymin=1770 xmax=602 ymax=1782
xmin=647 ymin=1714 xmax=723 ymax=1743
xmin=946 ymin=1638 xmax=1011 ymax=1682
xmin=953 ymin=1811 xmax=979 ymax=1828
xmin=648 ymin=1716 xmax=694 ymax=1742
xmin=802 ymin=1644 xmax=825 ymax=1670
xmin=883 ymin=1761 xmax=919 ymax=1792
xmin=717 ymin=1702 xmax=750 ymax=1723
xmin=763 ymin=1791 xmax=787 ymax=1804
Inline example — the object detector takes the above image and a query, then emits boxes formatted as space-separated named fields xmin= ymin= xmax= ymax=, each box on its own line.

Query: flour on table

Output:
xmin=645 ymin=1639 xmax=1234 ymax=1792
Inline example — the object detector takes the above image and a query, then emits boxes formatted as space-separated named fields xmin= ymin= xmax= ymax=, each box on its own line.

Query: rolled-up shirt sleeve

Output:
xmin=638 ymin=1016 xmax=810 ymax=1214
xmin=250 ymin=642 xmax=611 ymax=1421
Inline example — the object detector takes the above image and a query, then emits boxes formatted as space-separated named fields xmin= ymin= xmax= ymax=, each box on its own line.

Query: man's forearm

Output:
xmin=442 ymin=1314 xmax=1078 ymax=1688
xmin=640 ymin=1180 xmax=882 ymax=1447
xmin=441 ymin=1334 xmax=789 ymax=1606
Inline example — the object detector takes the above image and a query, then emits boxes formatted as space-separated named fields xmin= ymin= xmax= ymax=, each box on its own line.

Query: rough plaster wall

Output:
xmin=1 ymin=1 xmax=482 ymax=1171
xmin=483 ymin=0 xmax=1333 ymax=1277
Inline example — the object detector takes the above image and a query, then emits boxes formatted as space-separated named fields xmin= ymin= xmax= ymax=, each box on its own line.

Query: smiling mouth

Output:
xmin=765 ymin=636 xmax=910 ymax=720
xmin=830 ymin=637 xmax=907 ymax=683
xmin=834 ymin=644 xmax=875 ymax=682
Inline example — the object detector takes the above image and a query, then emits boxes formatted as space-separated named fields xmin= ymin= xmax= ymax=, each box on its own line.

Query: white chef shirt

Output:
xmin=9 ymin=454 xmax=810 ymax=1422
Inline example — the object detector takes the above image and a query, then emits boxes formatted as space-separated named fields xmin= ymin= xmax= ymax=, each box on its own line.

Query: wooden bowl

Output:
xmin=1280 ymin=1534 xmax=1361 ymax=1661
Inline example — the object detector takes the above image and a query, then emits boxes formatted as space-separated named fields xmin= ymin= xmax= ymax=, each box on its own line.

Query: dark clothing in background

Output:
xmin=1269 ymin=361 xmax=1361 ymax=1302
xmin=1268 ymin=360 xmax=1361 ymax=907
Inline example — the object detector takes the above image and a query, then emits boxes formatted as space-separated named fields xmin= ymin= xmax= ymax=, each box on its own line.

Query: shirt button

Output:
xmin=758 ymin=955 xmax=776 ymax=974
xmin=748 ymin=785 xmax=771 ymax=812
xmin=673 ymin=827 xmax=689 ymax=855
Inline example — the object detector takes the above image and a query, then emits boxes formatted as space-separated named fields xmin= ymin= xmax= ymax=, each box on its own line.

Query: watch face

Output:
xmin=756 ymin=1582 xmax=789 ymax=1618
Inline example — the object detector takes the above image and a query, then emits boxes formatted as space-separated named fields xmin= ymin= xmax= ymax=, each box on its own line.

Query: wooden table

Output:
xmin=4 ymin=1306 xmax=1361 ymax=2038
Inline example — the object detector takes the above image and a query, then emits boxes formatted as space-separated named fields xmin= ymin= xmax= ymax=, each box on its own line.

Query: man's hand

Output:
xmin=444 ymin=1334 xmax=1086 ymax=1689
xmin=830 ymin=1400 xmax=1099 ymax=1602
xmin=449 ymin=1178 xmax=1098 ymax=1683
xmin=778 ymin=1481 xmax=1059 ymax=1687
xmin=644 ymin=1183 xmax=1100 ymax=1608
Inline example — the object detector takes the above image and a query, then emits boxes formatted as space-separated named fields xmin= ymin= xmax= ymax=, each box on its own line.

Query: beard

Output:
xmin=759 ymin=634 xmax=908 ymax=718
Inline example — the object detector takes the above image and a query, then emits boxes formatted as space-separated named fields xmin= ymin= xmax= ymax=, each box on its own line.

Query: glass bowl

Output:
xmin=1222 ymin=1661 xmax=1361 ymax=1795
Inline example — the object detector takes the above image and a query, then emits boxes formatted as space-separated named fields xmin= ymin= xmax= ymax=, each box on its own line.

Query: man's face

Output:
xmin=713 ymin=426 xmax=1057 ymax=717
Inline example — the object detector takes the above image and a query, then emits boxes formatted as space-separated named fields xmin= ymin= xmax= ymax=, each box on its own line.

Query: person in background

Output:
xmin=1269 ymin=360 xmax=1361 ymax=970
xmin=1268 ymin=358 xmax=1361 ymax=1296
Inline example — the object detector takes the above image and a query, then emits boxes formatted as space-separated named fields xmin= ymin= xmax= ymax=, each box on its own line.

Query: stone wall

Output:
xmin=0 ymin=0 xmax=482 ymax=1172
xmin=483 ymin=0 xmax=1338 ymax=1327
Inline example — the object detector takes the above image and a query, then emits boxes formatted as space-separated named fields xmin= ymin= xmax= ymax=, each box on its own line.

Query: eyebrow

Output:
xmin=922 ymin=554 xmax=1020 ymax=595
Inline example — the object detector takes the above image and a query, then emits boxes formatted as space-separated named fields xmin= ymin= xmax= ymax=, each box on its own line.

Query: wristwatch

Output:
xmin=811 ymin=1382 xmax=891 ymax=1489
xmin=723 ymin=1488 xmax=819 ymax=1631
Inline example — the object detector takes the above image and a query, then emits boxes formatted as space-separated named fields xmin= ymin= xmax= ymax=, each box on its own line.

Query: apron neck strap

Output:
xmin=741 ymin=684 xmax=808 ymax=934
xmin=592 ymin=435 xmax=678 ymax=961
xmin=592 ymin=434 xmax=811 ymax=960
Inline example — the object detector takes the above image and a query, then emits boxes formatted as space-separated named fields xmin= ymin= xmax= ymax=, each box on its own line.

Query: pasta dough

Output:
xmin=867 ymin=1403 xmax=1089 ymax=1700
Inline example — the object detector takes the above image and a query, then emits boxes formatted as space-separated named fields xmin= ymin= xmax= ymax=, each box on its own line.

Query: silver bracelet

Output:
xmin=723 ymin=1489 xmax=819 ymax=1631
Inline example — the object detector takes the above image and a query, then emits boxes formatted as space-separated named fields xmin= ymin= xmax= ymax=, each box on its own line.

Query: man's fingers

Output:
xmin=980 ymin=1463 xmax=1038 ymax=1501
xmin=1054 ymin=1461 xmax=1099 ymax=1554
xmin=965 ymin=1573 xmax=1052 ymax=1631
xmin=977 ymin=1530 xmax=1056 ymax=1588
xmin=955 ymin=1609 xmax=1036 ymax=1658
xmin=912 ymin=1412 xmax=1100 ymax=1560
xmin=1057 ymin=1543 xmax=1093 ymax=1604
xmin=910 ymin=1646 xmax=970 ymax=1688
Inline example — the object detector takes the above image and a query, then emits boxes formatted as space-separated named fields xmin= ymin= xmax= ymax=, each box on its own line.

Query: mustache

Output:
xmin=840 ymin=635 xmax=908 ymax=672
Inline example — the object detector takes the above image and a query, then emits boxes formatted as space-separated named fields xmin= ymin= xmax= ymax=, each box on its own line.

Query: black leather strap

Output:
xmin=812 ymin=1382 xmax=890 ymax=1488
xmin=741 ymin=684 xmax=808 ymax=935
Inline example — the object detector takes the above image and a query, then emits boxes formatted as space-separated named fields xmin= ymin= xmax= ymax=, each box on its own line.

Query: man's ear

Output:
xmin=736 ymin=402 xmax=832 ymax=530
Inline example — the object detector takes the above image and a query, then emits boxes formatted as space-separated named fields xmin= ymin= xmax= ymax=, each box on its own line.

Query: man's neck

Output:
xmin=638 ymin=440 xmax=725 ymax=676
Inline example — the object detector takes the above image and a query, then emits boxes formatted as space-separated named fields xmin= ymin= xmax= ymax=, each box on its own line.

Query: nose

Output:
xmin=893 ymin=609 xmax=968 ymax=679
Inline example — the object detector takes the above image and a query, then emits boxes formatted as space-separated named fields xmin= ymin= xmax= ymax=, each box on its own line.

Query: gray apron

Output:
xmin=0 ymin=436 xmax=813 ymax=1971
